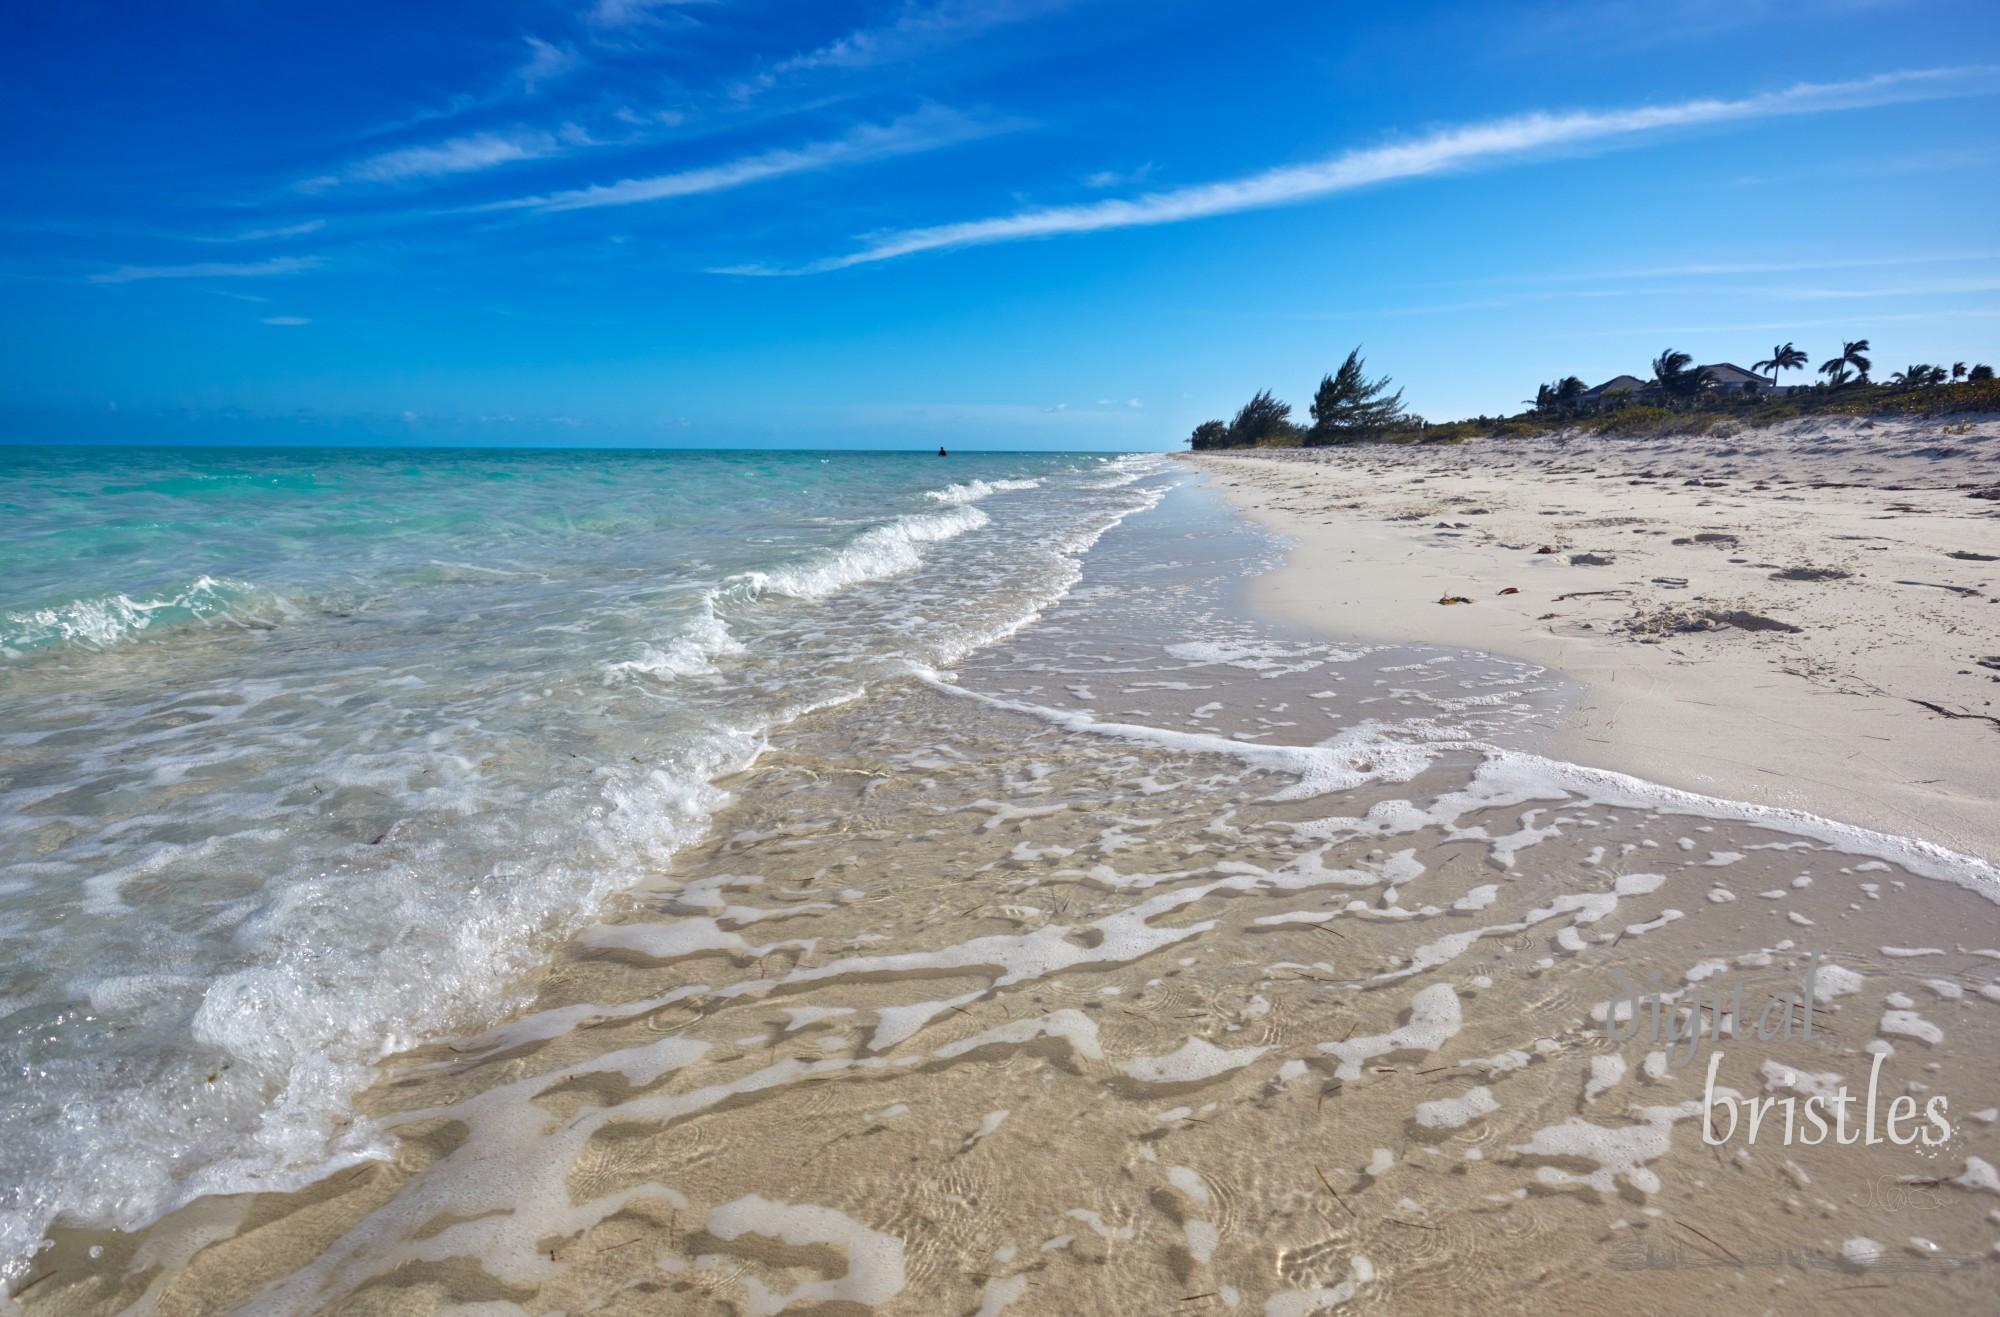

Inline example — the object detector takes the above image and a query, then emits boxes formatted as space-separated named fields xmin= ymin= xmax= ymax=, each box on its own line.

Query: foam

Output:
xmin=705 ymin=1195 xmax=907 ymax=1315
xmin=1509 ymin=1103 xmax=1698 ymax=1195
xmin=925 ymin=478 xmax=1042 ymax=506
xmin=1 ymin=575 xmax=273 ymax=656
xmin=727 ymin=506 xmax=991 ymax=601
xmin=1584 ymin=1055 xmax=1627 ymax=1104
xmin=1264 ymin=1256 xmax=1373 ymax=1316
xmin=1880 ymin=1009 xmax=1944 ymax=1045
xmin=1118 ymin=1038 xmax=1270 ymax=1084
xmin=1321 ymin=984 xmax=1462 ymax=1079
xmin=1414 ymin=1085 xmax=1500 ymax=1129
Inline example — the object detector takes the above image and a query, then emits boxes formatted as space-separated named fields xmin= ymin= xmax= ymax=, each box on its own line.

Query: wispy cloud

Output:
xmin=202 ymin=219 xmax=326 ymax=243
xmin=775 ymin=0 xmax=1074 ymax=74
xmin=586 ymin=0 xmax=711 ymax=28
xmin=1081 ymin=163 xmax=1151 ymax=189
xmin=784 ymin=68 xmax=1994 ymax=272
xmin=518 ymin=37 xmax=579 ymax=92
xmin=261 ymin=316 xmax=312 ymax=325
xmin=339 ymin=129 xmax=573 ymax=185
xmin=492 ymin=108 xmax=1005 ymax=213
xmin=90 ymin=256 xmax=321 ymax=284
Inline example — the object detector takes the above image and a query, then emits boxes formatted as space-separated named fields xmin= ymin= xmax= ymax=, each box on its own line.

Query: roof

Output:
xmin=1581 ymin=374 xmax=1648 ymax=398
xmin=1699 ymin=362 xmax=1765 ymax=386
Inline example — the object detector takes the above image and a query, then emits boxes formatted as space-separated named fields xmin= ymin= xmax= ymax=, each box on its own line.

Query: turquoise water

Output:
xmin=0 ymin=444 xmax=1165 ymax=1271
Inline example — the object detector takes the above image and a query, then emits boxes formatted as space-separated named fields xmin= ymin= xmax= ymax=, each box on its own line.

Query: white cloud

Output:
xmin=586 ymin=0 xmax=709 ymax=27
xmin=494 ymin=108 xmax=1002 ymax=213
xmin=776 ymin=0 xmax=1072 ymax=74
xmin=205 ymin=219 xmax=326 ymax=242
xmin=261 ymin=316 xmax=312 ymax=325
xmin=349 ymin=130 xmax=563 ymax=183
xmin=90 ymin=256 xmax=321 ymax=284
xmin=519 ymin=37 xmax=579 ymax=92
xmin=1082 ymin=163 xmax=1151 ymax=189
xmin=799 ymin=68 xmax=1995 ymax=271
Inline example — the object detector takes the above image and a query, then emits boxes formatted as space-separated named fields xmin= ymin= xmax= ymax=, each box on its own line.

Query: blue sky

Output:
xmin=2 ymin=0 xmax=1995 ymax=450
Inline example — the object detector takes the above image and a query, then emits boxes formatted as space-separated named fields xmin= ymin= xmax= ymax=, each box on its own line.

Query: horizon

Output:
xmin=3 ymin=1 xmax=1996 ymax=451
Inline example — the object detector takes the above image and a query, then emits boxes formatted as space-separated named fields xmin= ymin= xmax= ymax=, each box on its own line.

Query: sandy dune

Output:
xmin=1187 ymin=414 xmax=2000 ymax=862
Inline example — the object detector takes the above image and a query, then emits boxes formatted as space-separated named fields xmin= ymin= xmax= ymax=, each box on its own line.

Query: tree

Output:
xmin=1650 ymin=348 xmax=1705 ymax=398
xmin=1818 ymin=339 xmax=1871 ymax=387
xmin=1971 ymin=364 xmax=1995 ymax=382
xmin=1753 ymin=342 xmax=1809 ymax=385
xmin=1529 ymin=377 xmax=1587 ymax=413
xmin=1952 ymin=362 xmax=1967 ymax=382
xmin=1227 ymin=390 xmax=1296 ymax=446
xmin=1187 ymin=419 xmax=1229 ymax=450
xmin=1307 ymin=348 xmax=1409 ymax=443
xmin=1890 ymin=363 xmax=1936 ymax=388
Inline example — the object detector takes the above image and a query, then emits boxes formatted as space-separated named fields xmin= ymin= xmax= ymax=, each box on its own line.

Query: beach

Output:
xmin=6 ymin=443 xmax=2000 ymax=1315
xmin=1188 ymin=415 xmax=2000 ymax=864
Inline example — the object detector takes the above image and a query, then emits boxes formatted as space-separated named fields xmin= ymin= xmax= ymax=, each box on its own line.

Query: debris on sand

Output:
xmin=1569 ymin=553 xmax=1615 ymax=566
xmin=1622 ymin=605 xmax=1803 ymax=637
xmin=1671 ymin=533 xmax=1739 ymax=546
xmin=1769 ymin=566 xmax=1852 ymax=582
xmin=1707 ymin=609 xmax=1804 ymax=633
xmin=1895 ymin=580 xmax=1984 ymax=597
xmin=1438 ymin=595 xmax=1473 ymax=606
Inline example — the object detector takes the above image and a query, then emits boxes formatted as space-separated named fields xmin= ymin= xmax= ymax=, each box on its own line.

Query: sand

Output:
xmin=1185 ymin=414 xmax=2000 ymax=863
xmin=16 ymin=446 xmax=2000 ymax=1316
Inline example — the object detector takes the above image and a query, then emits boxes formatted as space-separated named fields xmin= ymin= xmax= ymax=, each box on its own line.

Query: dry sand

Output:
xmin=1185 ymin=414 xmax=2000 ymax=863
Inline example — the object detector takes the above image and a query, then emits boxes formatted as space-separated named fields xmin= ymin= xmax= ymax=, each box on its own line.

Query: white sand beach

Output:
xmin=1187 ymin=414 xmax=2000 ymax=863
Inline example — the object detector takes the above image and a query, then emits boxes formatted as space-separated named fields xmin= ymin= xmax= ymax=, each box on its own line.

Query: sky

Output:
xmin=2 ymin=0 xmax=1996 ymax=450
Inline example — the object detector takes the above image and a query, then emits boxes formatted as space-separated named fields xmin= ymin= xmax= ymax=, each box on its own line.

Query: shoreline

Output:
xmin=16 ymin=454 xmax=2000 ymax=1315
xmin=1183 ymin=413 xmax=2000 ymax=864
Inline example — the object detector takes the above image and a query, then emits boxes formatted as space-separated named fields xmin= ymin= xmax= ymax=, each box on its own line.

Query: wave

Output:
xmin=0 ymin=576 xmax=281 ymax=657
xmin=604 ymin=605 xmax=745 ymax=682
xmin=923 ymin=478 xmax=1041 ymax=506
xmin=725 ymin=505 xmax=990 ymax=601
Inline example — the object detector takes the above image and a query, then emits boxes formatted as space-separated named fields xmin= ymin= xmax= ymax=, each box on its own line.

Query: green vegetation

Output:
xmin=1307 ymin=348 xmax=1411 ymax=442
xmin=1187 ymin=347 xmax=1411 ymax=450
xmin=1186 ymin=338 xmax=1997 ymax=450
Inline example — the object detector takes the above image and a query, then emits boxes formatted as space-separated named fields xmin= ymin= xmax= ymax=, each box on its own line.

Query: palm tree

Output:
xmin=1817 ymin=340 xmax=1871 ymax=388
xmin=1890 ymin=364 xmax=1935 ymax=388
xmin=1952 ymin=362 xmax=1967 ymax=382
xmin=1753 ymin=342 xmax=1809 ymax=385
xmin=1651 ymin=348 xmax=1705 ymax=398
xmin=1839 ymin=339 xmax=1871 ymax=383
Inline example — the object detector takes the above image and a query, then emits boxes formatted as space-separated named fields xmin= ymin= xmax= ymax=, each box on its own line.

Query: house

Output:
xmin=1577 ymin=374 xmax=1648 ymax=404
xmin=1698 ymin=362 xmax=1775 ymax=393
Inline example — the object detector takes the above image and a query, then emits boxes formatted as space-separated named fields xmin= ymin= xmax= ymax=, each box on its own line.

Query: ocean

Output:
xmin=3 ymin=445 xmax=1995 ymax=1313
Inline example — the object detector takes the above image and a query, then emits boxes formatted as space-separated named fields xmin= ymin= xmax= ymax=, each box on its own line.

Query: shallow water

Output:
xmin=6 ymin=449 xmax=2000 ymax=1315
xmin=0 ymin=446 xmax=1164 ymax=1279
